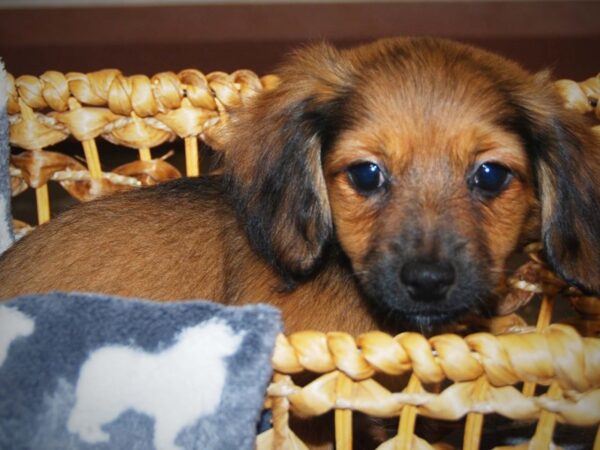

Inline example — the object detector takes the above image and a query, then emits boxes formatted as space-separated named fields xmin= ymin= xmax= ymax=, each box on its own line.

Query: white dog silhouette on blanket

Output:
xmin=68 ymin=319 xmax=243 ymax=450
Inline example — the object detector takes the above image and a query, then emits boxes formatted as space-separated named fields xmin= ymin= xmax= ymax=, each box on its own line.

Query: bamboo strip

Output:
xmin=82 ymin=139 xmax=103 ymax=180
xmin=35 ymin=184 xmax=50 ymax=224
xmin=523 ymin=295 xmax=555 ymax=397
xmin=269 ymin=373 xmax=306 ymax=450
xmin=272 ymin=396 xmax=289 ymax=450
xmin=529 ymin=382 xmax=562 ymax=448
xmin=536 ymin=296 xmax=556 ymax=330
xmin=272 ymin=376 xmax=289 ymax=450
xmin=335 ymin=372 xmax=353 ymax=450
xmin=463 ymin=376 xmax=488 ymax=450
xmin=395 ymin=374 xmax=422 ymax=450
xmin=138 ymin=147 xmax=152 ymax=161
xmin=525 ymin=295 xmax=559 ymax=448
xmin=185 ymin=136 xmax=200 ymax=177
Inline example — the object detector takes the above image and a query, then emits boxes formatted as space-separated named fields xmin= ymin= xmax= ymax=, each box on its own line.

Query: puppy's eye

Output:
xmin=470 ymin=162 xmax=512 ymax=196
xmin=347 ymin=162 xmax=385 ymax=194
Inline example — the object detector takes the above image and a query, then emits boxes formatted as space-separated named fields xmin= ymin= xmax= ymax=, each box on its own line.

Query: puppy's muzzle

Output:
xmin=400 ymin=259 xmax=456 ymax=302
xmin=360 ymin=226 xmax=492 ymax=327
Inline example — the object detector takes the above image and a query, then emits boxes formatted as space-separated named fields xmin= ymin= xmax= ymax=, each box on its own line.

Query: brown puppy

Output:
xmin=1 ymin=37 xmax=599 ymax=335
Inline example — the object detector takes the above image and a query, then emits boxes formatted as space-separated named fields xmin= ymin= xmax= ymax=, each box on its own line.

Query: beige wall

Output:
xmin=0 ymin=1 xmax=597 ymax=80
xmin=0 ymin=0 xmax=578 ymax=6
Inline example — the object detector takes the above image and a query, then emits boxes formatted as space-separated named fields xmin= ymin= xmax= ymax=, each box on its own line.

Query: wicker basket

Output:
xmin=6 ymin=67 xmax=600 ymax=450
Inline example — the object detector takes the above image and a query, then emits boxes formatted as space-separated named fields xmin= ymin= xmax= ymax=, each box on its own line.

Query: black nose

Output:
xmin=400 ymin=260 xmax=455 ymax=301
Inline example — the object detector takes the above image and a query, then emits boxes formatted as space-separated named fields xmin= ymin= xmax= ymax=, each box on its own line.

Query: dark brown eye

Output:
xmin=347 ymin=162 xmax=385 ymax=194
xmin=470 ymin=162 xmax=512 ymax=196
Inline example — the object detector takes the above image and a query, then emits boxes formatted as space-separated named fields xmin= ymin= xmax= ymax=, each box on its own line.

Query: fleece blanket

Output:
xmin=0 ymin=293 xmax=282 ymax=450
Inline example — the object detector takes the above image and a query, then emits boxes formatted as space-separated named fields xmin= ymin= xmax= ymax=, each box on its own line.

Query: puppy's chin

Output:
xmin=365 ymin=296 xmax=479 ymax=331
xmin=393 ymin=306 xmax=474 ymax=328
xmin=365 ymin=290 xmax=491 ymax=332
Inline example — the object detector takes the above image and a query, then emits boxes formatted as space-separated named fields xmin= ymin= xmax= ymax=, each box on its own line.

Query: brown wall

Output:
xmin=0 ymin=1 xmax=598 ymax=80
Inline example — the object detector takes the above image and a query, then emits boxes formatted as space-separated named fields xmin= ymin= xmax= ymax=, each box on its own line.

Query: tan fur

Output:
xmin=0 ymin=183 xmax=377 ymax=335
xmin=1 ymin=37 xmax=599 ymax=339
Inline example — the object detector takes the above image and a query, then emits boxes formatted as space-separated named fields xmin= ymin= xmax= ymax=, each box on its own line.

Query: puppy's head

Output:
xmin=224 ymin=37 xmax=600 ymax=327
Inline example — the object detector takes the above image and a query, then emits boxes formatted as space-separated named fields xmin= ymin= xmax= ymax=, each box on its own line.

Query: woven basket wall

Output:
xmin=6 ymin=67 xmax=600 ymax=450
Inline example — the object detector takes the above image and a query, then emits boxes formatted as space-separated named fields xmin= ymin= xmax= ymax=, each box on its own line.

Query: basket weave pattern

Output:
xmin=7 ymin=68 xmax=600 ymax=450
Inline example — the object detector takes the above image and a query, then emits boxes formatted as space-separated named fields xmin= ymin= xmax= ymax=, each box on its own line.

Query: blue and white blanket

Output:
xmin=0 ymin=293 xmax=281 ymax=450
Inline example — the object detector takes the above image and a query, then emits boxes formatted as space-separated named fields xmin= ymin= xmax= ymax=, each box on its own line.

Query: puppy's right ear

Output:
xmin=222 ymin=43 xmax=354 ymax=279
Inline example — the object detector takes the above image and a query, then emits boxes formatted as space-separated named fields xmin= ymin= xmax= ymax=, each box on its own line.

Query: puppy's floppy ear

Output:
xmin=223 ymin=43 xmax=354 ymax=278
xmin=514 ymin=72 xmax=600 ymax=293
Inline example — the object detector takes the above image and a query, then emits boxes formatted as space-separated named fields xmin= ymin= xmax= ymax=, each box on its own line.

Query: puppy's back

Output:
xmin=0 ymin=176 xmax=233 ymax=301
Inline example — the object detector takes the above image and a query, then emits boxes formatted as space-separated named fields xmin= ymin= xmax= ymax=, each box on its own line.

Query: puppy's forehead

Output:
xmin=343 ymin=38 xmax=518 ymax=114
xmin=354 ymin=52 xmax=505 ymax=125
xmin=336 ymin=44 xmax=524 ymax=165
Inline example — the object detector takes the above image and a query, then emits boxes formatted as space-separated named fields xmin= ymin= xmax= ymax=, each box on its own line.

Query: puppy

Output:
xmin=1 ymin=37 xmax=599 ymax=336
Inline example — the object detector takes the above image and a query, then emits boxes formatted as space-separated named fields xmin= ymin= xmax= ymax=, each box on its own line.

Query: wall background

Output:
xmin=0 ymin=1 xmax=598 ymax=80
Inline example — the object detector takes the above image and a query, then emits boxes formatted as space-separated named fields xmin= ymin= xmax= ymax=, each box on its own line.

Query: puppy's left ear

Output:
xmin=517 ymin=73 xmax=600 ymax=293
xmin=223 ymin=44 xmax=354 ymax=278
